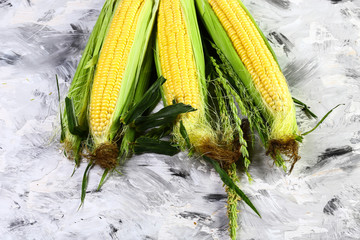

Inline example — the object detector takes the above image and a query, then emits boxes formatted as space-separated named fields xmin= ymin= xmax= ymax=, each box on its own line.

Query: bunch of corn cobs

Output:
xmin=60 ymin=0 xmax=314 ymax=239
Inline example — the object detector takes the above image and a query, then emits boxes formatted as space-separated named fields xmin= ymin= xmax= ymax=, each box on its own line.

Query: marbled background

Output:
xmin=0 ymin=0 xmax=359 ymax=239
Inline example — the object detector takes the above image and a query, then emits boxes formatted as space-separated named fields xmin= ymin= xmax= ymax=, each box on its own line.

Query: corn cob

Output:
xmin=88 ymin=0 xmax=159 ymax=168
xmin=196 ymin=0 xmax=299 ymax=163
xmin=61 ymin=0 xmax=119 ymax=165
xmin=155 ymin=0 xmax=211 ymax=150
xmin=62 ymin=0 xmax=159 ymax=168
xmin=90 ymin=0 xmax=146 ymax=143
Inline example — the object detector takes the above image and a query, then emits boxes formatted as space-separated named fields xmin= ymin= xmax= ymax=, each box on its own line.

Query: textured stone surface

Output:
xmin=0 ymin=0 xmax=359 ymax=239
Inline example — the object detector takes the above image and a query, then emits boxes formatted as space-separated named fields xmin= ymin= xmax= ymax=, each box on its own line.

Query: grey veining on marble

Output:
xmin=0 ymin=0 xmax=359 ymax=239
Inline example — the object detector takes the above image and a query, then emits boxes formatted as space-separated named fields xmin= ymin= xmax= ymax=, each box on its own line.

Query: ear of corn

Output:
xmin=155 ymin=0 xmax=215 ymax=151
xmin=195 ymin=0 xmax=299 ymax=162
xmin=62 ymin=0 xmax=159 ymax=168
xmin=89 ymin=0 xmax=158 ymax=146
xmin=61 ymin=0 xmax=119 ymax=164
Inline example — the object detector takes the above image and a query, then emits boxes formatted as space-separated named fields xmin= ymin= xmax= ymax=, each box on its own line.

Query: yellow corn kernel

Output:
xmin=89 ymin=0 xmax=145 ymax=136
xmin=208 ymin=0 xmax=292 ymax=113
xmin=157 ymin=0 xmax=201 ymax=116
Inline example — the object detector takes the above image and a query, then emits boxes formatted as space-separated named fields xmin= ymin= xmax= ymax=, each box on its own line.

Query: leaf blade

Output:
xmin=133 ymin=137 xmax=180 ymax=156
xmin=203 ymin=156 xmax=261 ymax=218
xmin=302 ymin=104 xmax=344 ymax=136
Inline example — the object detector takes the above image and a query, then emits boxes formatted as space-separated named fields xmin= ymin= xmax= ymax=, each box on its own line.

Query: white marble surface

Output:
xmin=0 ymin=0 xmax=359 ymax=239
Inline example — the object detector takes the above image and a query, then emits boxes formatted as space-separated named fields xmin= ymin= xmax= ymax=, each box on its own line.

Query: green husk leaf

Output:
xmin=293 ymin=97 xmax=318 ymax=119
xmin=144 ymin=125 xmax=172 ymax=139
xmin=295 ymin=135 xmax=303 ymax=143
xmin=74 ymin=137 xmax=82 ymax=167
xmin=302 ymin=104 xmax=344 ymax=136
xmin=133 ymin=137 xmax=180 ymax=156
xmin=83 ymin=54 xmax=99 ymax=69
xmin=65 ymin=97 xmax=88 ymax=137
xmin=119 ymin=30 xmax=157 ymax=158
xmin=79 ymin=161 xmax=94 ymax=208
xmin=122 ymin=76 xmax=166 ymax=125
xmin=119 ymin=127 xmax=136 ymax=161
xmin=56 ymin=75 xmax=65 ymax=142
xmin=97 ymin=168 xmax=109 ymax=191
xmin=179 ymin=120 xmax=192 ymax=150
xmin=203 ymin=156 xmax=261 ymax=218
xmin=275 ymin=153 xmax=286 ymax=172
xmin=133 ymin=103 xmax=196 ymax=132
xmin=132 ymin=34 xmax=158 ymax=114
xmin=71 ymin=165 xmax=76 ymax=177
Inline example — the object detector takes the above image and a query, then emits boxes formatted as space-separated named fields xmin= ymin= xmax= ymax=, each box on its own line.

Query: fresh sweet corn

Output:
xmin=89 ymin=0 xmax=145 ymax=138
xmin=196 ymin=0 xmax=298 ymax=144
xmin=89 ymin=0 xmax=157 ymax=145
xmin=62 ymin=0 xmax=159 ymax=166
xmin=155 ymin=0 xmax=214 ymax=149
xmin=61 ymin=0 xmax=119 ymax=164
xmin=208 ymin=0 xmax=293 ymax=114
